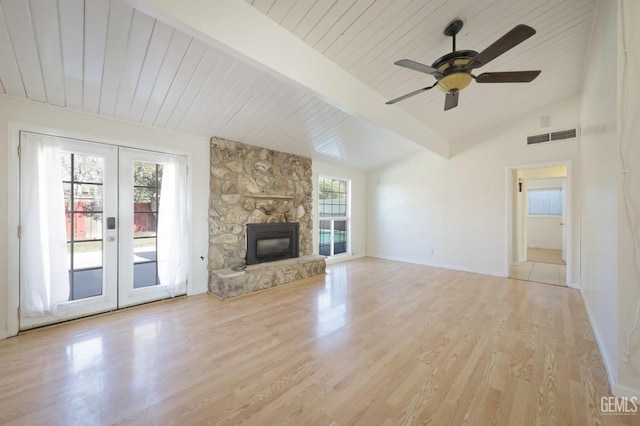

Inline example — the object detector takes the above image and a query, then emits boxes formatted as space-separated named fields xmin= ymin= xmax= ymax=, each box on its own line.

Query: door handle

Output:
xmin=107 ymin=236 xmax=116 ymax=242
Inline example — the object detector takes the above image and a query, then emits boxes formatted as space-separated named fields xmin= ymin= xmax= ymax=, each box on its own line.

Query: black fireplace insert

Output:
xmin=246 ymin=222 xmax=299 ymax=265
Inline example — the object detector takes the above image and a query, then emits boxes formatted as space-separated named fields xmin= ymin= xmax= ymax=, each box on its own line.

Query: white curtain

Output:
xmin=157 ymin=156 xmax=189 ymax=296
xmin=20 ymin=132 xmax=70 ymax=316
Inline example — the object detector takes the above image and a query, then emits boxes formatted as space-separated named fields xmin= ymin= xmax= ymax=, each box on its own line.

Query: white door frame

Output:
xmin=6 ymin=121 xmax=192 ymax=337
xmin=505 ymin=160 xmax=575 ymax=288
xmin=19 ymin=135 xmax=120 ymax=329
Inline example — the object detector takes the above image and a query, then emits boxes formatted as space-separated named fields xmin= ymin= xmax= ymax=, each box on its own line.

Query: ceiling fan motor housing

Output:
xmin=432 ymin=50 xmax=477 ymax=93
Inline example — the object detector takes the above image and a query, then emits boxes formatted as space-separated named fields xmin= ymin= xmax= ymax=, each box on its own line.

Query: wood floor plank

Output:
xmin=0 ymin=257 xmax=636 ymax=425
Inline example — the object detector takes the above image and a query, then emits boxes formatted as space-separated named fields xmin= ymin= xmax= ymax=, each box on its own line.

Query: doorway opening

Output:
xmin=506 ymin=163 xmax=571 ymax=287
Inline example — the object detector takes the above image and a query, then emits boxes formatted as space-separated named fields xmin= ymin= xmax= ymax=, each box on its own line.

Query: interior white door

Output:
xmin=19 ymin=132 xmax=118 ymax=329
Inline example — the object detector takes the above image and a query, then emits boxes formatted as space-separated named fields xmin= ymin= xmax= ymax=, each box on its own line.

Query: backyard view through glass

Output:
xmin=61 ymin=158 xmax=165 ymax=297
xmin=133 ymin=162 xmax=163 ymax=288
xmin=318 ymin=177 xmax=349 ymax=257
xmin=62 ymin=153 xmax=105 ymax=300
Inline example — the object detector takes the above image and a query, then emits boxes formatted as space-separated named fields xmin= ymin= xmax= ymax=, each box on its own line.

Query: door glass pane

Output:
xmin=134 ymin=262 xmax=158 ymax=288
xmin=74 ymin=183 xmax=103 ymax=211
xmin=134 ymin=162 xmax=163 ymax=187
xmin=134 ymin=187 xmax=158 ymax=210
xmin=134 ymin=238 xmax=157 ymax=264
xmin=134 ymin=213 xmax=157 ymax=237
xmin=71 ymin=213 xmax=103 ymax=241
xmin=63 ymin=153 xmax=105 ymax=301
xmin=70 ymin=233 xmax=103 ymax=300
xmin=73 ymin=154 xmax=103 ymax=183
xmin=132 ymin=161 xmax=163 ymax=288
xmin=71 ymin=269 xmax=103 ymax=300
xmin=73 ymin=241 xmax=102 ymax=269
xmin=61 ymin=153 xmax=71 ymax=181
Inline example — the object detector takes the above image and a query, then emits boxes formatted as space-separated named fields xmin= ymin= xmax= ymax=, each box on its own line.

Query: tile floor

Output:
xmin=526 ymin=248 xmax=565 ymax=265
xmin=509 ymin=248 xmax=567 ymax=286
xmin=509 ymin=261 xmax=567 ymax=286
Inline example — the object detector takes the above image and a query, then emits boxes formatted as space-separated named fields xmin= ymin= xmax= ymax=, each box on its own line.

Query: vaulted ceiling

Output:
xmin=0 ymin=0 xmax=596 ymax=169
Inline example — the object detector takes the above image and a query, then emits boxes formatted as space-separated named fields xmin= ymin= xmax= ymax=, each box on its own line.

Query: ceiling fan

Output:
xmin=386 ymin=19 xmax=541 ymax=111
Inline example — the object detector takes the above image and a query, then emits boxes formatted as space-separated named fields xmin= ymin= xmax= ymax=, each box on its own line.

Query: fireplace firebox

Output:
xmin=246 ymin=223 xmax=299 ymax=265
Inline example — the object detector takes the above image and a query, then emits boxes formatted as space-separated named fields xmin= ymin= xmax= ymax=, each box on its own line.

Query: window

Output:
xmin=318 ymin=176 xmax=349 ymax=257
xmin=527 ymin=188 xmax=563 ymax=215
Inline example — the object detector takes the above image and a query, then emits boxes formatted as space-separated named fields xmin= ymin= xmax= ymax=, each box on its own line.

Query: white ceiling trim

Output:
xmin=135 ymin=0 xmax=450 ymax=158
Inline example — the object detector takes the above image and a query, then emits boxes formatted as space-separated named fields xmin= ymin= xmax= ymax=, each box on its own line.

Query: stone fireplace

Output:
xmin=208 ymin=137 xmax=325 ymax=299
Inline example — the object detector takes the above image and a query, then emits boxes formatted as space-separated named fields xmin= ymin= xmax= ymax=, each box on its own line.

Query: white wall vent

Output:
xmin=527 ymin=133 xmax=551 ymax=145
xmin=527 ymin=128 xmax=578 ymax=145
xmin=550 ymin=128 xmax=577 ymax=141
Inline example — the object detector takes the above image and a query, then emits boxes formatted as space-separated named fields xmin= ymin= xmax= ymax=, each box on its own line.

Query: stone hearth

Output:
xmin=208 ymin=137 xmax=325 ymax=298
xmin=210 ymin=255 xmax=326 ymax=300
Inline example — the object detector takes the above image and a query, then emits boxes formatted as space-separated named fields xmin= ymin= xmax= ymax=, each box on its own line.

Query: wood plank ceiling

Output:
xmin=0 ymin=0 xmax=422 ymax=169
xmin=0 ymin=0 xmax=596 ymax=169
xmin=246 ymin=0 xmax=597 ymax=141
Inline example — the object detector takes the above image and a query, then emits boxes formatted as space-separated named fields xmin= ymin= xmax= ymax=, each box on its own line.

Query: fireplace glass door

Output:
xmin=246 ymin=222 xmax=299 ymax=264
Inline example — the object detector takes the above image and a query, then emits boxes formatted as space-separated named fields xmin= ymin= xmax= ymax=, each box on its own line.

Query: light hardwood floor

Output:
xmin=0 ymin=258 xmax=637 ymax=425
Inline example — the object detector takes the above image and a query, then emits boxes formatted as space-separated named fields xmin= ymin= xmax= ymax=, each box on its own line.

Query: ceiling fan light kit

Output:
xmin=386 ymin=19 xmax=541 ymax=111
xmin=437 ymin=72 xmax=472 ymax=92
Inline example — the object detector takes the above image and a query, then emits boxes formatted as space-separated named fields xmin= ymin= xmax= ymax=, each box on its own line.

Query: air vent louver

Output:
xmin=527 ymin=133 xmax=551 ymax=145
xmin=550 ymin=129 xmax=577 ymax=141
xmin=527 ymin=128 xmax=578 ymax=145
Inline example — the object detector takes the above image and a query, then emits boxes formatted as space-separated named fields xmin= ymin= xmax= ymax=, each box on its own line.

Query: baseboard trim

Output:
xmin=325 ymin=253 xmax=366 ymax=265
xmin=368 ymin=254 xmax=504 ymax=278
xmin=613 ymin=383 xmax=640 ymax=400
xmin=580 ymin=289 xmax=617 ymax=394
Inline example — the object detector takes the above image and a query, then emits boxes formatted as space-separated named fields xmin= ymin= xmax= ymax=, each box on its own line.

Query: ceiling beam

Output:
xmin=135 ymin=0 xmax=449 ymax=158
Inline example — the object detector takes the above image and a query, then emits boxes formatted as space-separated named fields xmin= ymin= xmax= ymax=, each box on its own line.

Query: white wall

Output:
xmin=518 ymin=166 xmax=567 ymax=180
xmin=312 ymin=161 xmax=366 ymax=264
xmin=367 ymin=96 xmax=580 ymax=279
xmin=616 ymin=0 xmax=640 ymax=397
xmin=579 ymin=0 xmax=640 ymax=398
xmin=1 ymin=97 xmax=210 ymax=338
xmin=578 ymin=0 xmax=620 ymax=392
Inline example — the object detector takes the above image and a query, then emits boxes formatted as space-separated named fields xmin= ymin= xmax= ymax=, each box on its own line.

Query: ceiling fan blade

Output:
xmin=466 ymin=24 xmax=536 ymax=70
xmin=394 ymin=59 xmax=443 ymax=78
xmin=476 ymin=70 xmax=541 ymax=83
xmin=444 ymin=90 xmax=459 ymax=111
xmin=385 ymin=83 xmax=437 ymax=105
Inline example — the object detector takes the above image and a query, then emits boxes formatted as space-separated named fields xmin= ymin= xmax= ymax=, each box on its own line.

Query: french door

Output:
xmin=19 ymin=132 xmax=187 ymax=329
